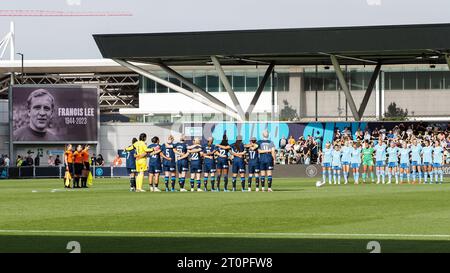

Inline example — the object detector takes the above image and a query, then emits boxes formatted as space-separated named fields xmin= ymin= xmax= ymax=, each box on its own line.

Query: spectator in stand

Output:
xmin=288 ymin=136 xmax=296 ymax=146
xmin=4 ymin=155 xmax=9 ymax=167
xmin=112 ymin=154 xmax=123 ymax=167
xmin=91 ymin=154 xmax=97 ymax=166
xmin=279 ymin=136 xmax=287 ymax=150
xmin=48 ymin=155 xmax=54 ymax=166
xmin=54 ymin=155 xmax=61 ymax=166
xmin=34 ymin=154 xmax=40 ymax=167
xmin=16 ymin=155 xmax=23 ymax=167
xmin=96 ymin=154 xmax=105 ymax=166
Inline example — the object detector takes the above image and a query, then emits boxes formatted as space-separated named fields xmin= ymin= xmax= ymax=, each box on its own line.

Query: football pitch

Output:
xmin=0 ymin=177 xmax=450 ymax=253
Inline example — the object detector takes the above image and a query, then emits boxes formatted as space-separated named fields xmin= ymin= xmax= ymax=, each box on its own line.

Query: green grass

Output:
xmin=0 ymin=177 xmax=450 ymax=253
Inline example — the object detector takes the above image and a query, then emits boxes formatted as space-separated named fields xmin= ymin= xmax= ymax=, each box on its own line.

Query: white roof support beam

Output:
xmin=211 ymin=55 xmax=246 ymax=120
xmin=245 ymin=62 xmax=275 ymax=120
xmin=358 ymin=62 xmax=382 ymax=118
xmin=330 ymin=55 xmax=361 ymax=121
xmin=155 ymin=62 xmax=234 ymax=113
xmin=114 ymin=59 xmax=243 ymax=121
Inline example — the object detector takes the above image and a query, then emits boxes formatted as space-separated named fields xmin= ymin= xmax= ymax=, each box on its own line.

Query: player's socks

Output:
xmin=190 ymin=178 xmax=195 ymax=189
xmin=424 ymin=172 xmax=428 ymax=183
xmin=435 ymin=170 xmax=439 ymax=182
xmin=370 ymin=172 xmax=374 ymax=182
xmin=395 ymin=172 xmax=399 ymax=184
xmin=255 ymin=177 xmax=260 ymax=188
xmin=241 ymin=177 xmax=246 ymax=190
xmin=354 ymin=172 xmax=359 ymax=183
xmin=388 ymin=172 xmax=392 ymax=183
xmin=337 ymin=171 xmax=341 ymax=185
xmin=164 ymin=176 xmax=169 ymax=190
xmin=328 ymin=171 xmax=332 ymax=184
xmin=260 ymin=176 xmax=266 ymax=188
xmin=224 ymin=175 xmax=229 ymax=190
xmin=210 ymin=176 xmax=216 ymax=190
xmin=429 ymin=172 xmax=433 ymax=183
xmin=248 ymin=176 xmax=253 ymax=188
xmin=439 ymin=169 xmax=444 ymax=183
xmin=203 ymin=177 xmax=208 ymax=190
xmin=322 ymin=171 xmax=326 ymax=183
xmin=343 ymin=172 xmax=348 ymax=184
xmin=376 ymin=169 xmax=380 ymax=183
xmin=407 ymin=173 xmax=410 ymax=183
xmin=362 ymin=173 xmax=366 ymax=183
xmin=136 ymin=173 xmax=143 ymax=190
xmin=418 ymin=171 xmax=422 ymax=182
xmin=232 ymin=177 xmax=237 ymax=190
xmin=171 ymin=176 xmax=176 ymax=190
xmin=130 ymin=176 xmax=136 ymax=189
xmin=196 ymin=180 xmax=201 ymax=190
xmin=333 ymin=170 xmax=337 ymax=184
xmin=412 ymin=170 xmax=416 ymax=181
xmin=267 ymin=176 xmax=272 ymax=188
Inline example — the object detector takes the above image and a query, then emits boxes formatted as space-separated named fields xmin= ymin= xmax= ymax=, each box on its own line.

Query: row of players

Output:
xmin=319 ymin=137 xmax=448 ymax=185
xmin=124 ymin=132 xmax=276 ymax=192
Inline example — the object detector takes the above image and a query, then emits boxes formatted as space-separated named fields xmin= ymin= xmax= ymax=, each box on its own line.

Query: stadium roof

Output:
xmin=93 ymin=23 xmax=450 ymax=66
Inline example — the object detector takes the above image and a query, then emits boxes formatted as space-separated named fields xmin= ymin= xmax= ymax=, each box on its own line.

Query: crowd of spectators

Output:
xmin=276 ymin=123 xmax=450 ymax=165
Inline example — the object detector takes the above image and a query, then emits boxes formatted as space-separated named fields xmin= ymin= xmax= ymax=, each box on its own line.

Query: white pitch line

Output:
xmin=0 ymin=229 xmax=450 ymax=239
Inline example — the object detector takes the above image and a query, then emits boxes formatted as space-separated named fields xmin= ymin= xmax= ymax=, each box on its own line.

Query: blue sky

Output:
xmin=1 ymin=0 xmax=450 ymax=59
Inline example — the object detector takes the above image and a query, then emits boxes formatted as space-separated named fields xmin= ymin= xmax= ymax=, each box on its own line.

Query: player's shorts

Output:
xmin=66 ymin=163 xmax=74 ymax=175
xmin=177 ymin=159 xmax=189 ymax=173
xmin=363 ymin=159 xmax=374 ymax=166
xmin=126 ymin=168 xmax=136 ymax=175
xmin=83 ymin=161 xmax=90 ymax=170
xmin=423 ymin=162 xmax=431 ymax=167
xmin=216 ymin=159 xmax=229 ymax=170
xmin=163 ymin=164 xmax=176 ymax=172
xmin=259 ymin=160 xmax=274 ymax=171
xmin=190 ymin=163 xmax=202 ymax=174
xmin=148 ymin=163 xmax=162 ymax=174
xmin=322 ymin=162 xmax=331 ymax=168
xmin=388 ymin=162 xmax=398 ymax=168
xmin=351 ymin=163 xmax=360 ymax=169
xmin=248 ymin=162 xmax=260 ymax=174
xmin=74 ymin=163 xmax=83 ymax=176
xmin=135 ymin=159 xmax=148 ymax=172
xmin=411 ymin=161 xmax=421 ymax=166
xmin=376 ymin=161 xmax=385 ymax=167
xmin=433 ymin=163 xmax=442 ymax=168
xmin=400 ymin=163 xmax=409 ymax=169
xmin=203 ymin=161 xmax=216 ymax=174
xmin=232 ymin=161 xmax=246 ymax=174
xmin=332 ymin=165 xmax=342 ymax=170
xmin=342 ymin=161 xmax=350 ymax=166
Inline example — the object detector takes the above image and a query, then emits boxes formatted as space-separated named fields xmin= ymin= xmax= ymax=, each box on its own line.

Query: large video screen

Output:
xmin=12 ymin=86 xmax=98 ymax=143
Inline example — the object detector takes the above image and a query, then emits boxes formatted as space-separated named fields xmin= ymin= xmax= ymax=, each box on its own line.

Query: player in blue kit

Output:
xmin=374 ymin=137 xmax=387 ymax=184
xmin=215 ymin=135 xmax=231 ymax=192
xmin=202 ymin=137 xmax=217 ymax=191
xmin=174 ymin=135 xmax=189 ymax=192
xmin=421 ymin=140 xmax=434 ymax=183
xmin=341 ymin=141 xmax=353 ymax=184
xmin=399 ymin=141 xmax=411 ymax=184
xmin=245 ymin=137 xmax=260 ymax=191
xmin=331 ymin=144 xmax=342 ymax=185
xmin=257 ymin=130 xmax=276 ymax=192
xmin=161 ymin=135 xmax=176 ymax=191
xmin=124 ymin=137 xmax=138 ymax=191
xmin=147 ymin=136 xmax=165 ymax=192
xmin=410 ymin=139 xmax=423 ymax=184
xmin=320 ymin=142 xmax=333 ymax=184
xmin=188 ymin=138 xmax=203 ymax=191
xmin=386 ymin=141 xmax=399 ymax=184
xmin=230 ymin=136 xmax=247 ymax=192
xmin=432 ymin=140 xmax=445 ymax=184
xmin=350 ymin=142 xmax=362 ymax=184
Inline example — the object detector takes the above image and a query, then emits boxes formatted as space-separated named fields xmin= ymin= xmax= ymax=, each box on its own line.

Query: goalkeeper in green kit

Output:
xmin=361 ymin=141 xmax=375 ymax=183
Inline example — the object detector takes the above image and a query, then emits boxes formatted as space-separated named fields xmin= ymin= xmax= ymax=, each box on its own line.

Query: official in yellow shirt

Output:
xmin=133 ymin=133 xmax=153 ymax=192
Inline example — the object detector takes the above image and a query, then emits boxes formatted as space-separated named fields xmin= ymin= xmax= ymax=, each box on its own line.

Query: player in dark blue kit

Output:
xmin=188 ymin=138 xmax=203 ymax=192
xmin=161 ymin=135 xmax=176 ymax=192
xmin=230 ymin=135 xmax=247 ymax=192
xmin=215 ymin=135 xmax=231 ymax=192
xmin=257 ymin=130 xmax=276 ymax=192
xmin=147 ymin=136 xmax=170 ymax=192
xmin=202 ymin=137 xmax=217 ymax=192
xmin=174 ymin=135 xmax=189 ymax=192
xmin=245 ymin=137 xmax=259 ymax=192
xmin=124 ymin=137 xmax=138 ymax=192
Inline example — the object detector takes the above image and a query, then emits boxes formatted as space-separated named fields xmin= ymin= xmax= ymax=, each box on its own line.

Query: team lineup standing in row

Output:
xmin=124 ymin=131 xmax=276 ymax=192
xmin=320 ymin=137 xmax=447 ymax=185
